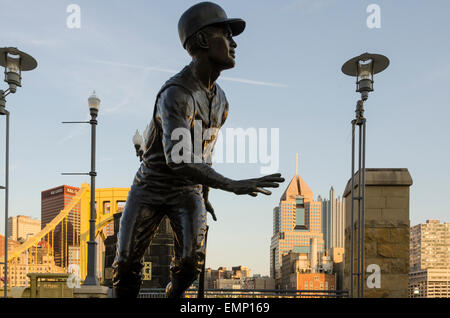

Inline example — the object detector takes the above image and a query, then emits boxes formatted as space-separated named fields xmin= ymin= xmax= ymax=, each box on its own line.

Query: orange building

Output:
xmin=297 ymin=273 xmax=336 ymax=291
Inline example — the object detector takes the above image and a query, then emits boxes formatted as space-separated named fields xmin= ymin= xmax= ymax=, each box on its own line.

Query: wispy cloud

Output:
xmin=220 ymin=76 xmax=287 ymax=88
xmin=89 ymin=59 xmax=287 ymax=88
xmin=281 ymin=0 xmax=336 ymax=14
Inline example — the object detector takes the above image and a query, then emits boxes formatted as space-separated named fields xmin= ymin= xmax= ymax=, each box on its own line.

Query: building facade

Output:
xmin=7 ymin=215 xmax=41 ymax=242
xmin=320 ymin=186 xmax=345 ymax=255
xmin=204 ymin=266 xmax=253 ymax=290
xmin=41 ymin=185 xmax=80 ymax=267
xmin=270 ymin=173 xmax=324 ymax=282
xmin=410 ymin=220 xmax=450 ymax=271
xmin=243 ymin=276 xmax=275 ymax=290
xmin=409 ymin=269 xmax=450 ymax=298
xmin=409 ymin=220 xmax=450 ymax=297
xmin=0 ymin=240 xmax=65 ymax=287
xmin=296 ymin=273 xmax=336 ymax=291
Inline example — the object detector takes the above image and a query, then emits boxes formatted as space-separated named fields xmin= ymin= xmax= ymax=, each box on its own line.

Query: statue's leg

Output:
xmin=112 ymin=186 xmax=164 ymax=298
xmin=165 ymin=193 xmax=207 ymax=298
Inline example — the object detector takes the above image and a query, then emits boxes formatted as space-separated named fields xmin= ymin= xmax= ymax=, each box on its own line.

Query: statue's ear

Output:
xmin=196 ymin=31 xmax=209 ymax=49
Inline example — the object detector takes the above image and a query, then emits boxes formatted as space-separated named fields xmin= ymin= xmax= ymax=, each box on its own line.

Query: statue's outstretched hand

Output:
xmin=226 ymin=173 xmax=285 ymax=197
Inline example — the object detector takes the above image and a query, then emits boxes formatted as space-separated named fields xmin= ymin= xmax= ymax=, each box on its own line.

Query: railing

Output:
xmin=27 ymin=273 xmax=73 ymax=298
xmin=138 ymin=288 xmax=349 ymax=298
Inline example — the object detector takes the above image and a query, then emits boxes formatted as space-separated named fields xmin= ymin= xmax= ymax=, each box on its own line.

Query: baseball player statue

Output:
xmin=112 ymin=2 xmax=284 ymax=298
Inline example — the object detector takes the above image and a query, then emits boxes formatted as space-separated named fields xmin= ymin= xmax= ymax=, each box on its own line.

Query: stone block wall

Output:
xmin=343 ymin=168 xmax=412 ymax=298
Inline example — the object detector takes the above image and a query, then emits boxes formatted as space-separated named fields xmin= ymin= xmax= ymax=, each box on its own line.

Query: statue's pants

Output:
xmin=112 ymin=184 xmax=207 ymax=298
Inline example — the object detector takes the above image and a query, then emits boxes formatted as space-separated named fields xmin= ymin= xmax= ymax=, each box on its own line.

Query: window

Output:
xmin=117 ymin=201 xmax=126 ymax=213
xmin=103 ymin=201 xmax=111 ymax=214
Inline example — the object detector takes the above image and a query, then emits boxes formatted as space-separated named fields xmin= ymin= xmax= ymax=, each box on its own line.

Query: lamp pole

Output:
xmin=85 ymin=92 xmax=100 ymax=286
xmin=1 ymin=104 xmax=9 ymax=298
xmin=62 ymin=91 xmax=100 ymax=286
xmin=342 ymin=53 xmax=389 ymax=298
xmin=0 ymin=47 xmax=37 ymax=298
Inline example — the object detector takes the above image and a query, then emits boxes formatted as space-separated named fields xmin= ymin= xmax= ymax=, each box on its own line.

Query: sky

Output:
xmin=0 ymin=0 xmax=449 ymax=276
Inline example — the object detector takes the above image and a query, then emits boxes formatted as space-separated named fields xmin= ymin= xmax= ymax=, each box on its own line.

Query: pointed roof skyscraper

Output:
xmin=280 ymin=153 xmax=313 ymax=202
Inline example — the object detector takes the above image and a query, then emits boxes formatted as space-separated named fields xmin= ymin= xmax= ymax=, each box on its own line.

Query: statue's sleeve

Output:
xmin=155 ymin=85 xmax=197 ymax=165
xmin=155 ymin=86 xmax=234 ymax=190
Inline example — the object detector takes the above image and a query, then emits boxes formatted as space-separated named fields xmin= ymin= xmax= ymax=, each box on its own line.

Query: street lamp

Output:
xmin=86 ymin=91 xmax=100 ymax=286
xmin=341 ymin=52 xmax=389 ymax=298
xmin=62 ymin=91 xmax=101 ymax=286
xmin=132 ymin=130 xmax=144 ymax=161
xmin=0 ymin=47 xmax=37 ymax=298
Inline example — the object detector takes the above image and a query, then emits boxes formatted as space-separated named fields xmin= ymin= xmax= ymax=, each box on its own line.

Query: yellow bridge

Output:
xmin=2 ymin=184 xmax=129 ymax=286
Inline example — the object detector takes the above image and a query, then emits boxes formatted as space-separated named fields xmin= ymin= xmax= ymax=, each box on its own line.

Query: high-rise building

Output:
xmin=409 ymin=220 xmax=450 ymax=298
xmin=320 ymin=187 xmax=345 ymax=256
xmin=7 ymin=215 xmax=41 ymax=242
xmin=41 ymin=185 xmax=81 ymax=267
xmin=270 ymin=170 xmax=324 ymax=282
xmin=410 ymin=220 xmax=450 ymax=271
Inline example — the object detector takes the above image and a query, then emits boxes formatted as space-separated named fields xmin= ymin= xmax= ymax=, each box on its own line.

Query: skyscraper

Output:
xmin=270 ymin=166 xmax=324 ymax=282
xmin=409 ymin=220 xmax=450 ymax=297
xmin=321 ymin=186 xmax=345 ymax=256
xmin=410 ymin=220 xmax=450 ymax=271
xmin=41 ymin=185 xmax=80 ymax=267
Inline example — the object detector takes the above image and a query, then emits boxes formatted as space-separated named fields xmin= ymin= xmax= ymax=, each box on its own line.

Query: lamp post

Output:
xmin=0 ymin=47 xmax=37 ymax=298
xmin=62 ymin=91 xmax=101 ymax=286
xmin=341 ymin=52 xmax=389 ymax=298
xmin=132 ymin=130 xmax=144 ymax=161
xmin=85 ymin=91 xmax=100 ymax=286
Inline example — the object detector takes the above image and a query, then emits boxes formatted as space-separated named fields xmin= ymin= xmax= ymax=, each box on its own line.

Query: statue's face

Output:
xmin=207 ymin=25 xmax=237 ymax=70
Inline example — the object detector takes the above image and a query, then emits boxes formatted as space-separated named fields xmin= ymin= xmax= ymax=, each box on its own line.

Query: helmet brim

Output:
xmin=182 ymin=18 xmax=246 ymax=48
xmin=209 ymin=18 xmax=246 ymax=37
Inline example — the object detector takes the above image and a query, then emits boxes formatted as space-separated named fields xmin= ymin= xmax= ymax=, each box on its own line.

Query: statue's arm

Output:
xmin=156 ymin=86 xmax=284 ymax=196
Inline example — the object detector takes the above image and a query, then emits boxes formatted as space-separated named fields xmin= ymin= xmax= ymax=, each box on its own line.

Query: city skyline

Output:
xmin=0 ymin=0 xmax=450 ymax=276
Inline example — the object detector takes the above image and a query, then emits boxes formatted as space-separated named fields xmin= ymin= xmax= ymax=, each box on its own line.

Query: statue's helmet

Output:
xmin=178 ymin=2 xmax=246 ymax=48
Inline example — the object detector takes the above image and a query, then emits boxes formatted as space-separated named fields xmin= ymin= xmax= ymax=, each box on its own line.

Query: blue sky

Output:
xmin=0 ymin=0 xmax=449 ymax=275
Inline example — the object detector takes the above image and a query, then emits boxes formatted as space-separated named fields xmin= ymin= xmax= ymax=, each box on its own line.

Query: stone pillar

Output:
xmin=343 ymin=168 xmax=412 ymax=298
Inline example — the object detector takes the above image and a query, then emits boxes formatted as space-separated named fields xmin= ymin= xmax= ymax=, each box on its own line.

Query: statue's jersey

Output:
xmin=133 ymin=63 xmax=229 ymax=204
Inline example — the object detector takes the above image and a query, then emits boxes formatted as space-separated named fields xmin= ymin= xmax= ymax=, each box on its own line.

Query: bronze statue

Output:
xmin=112 ymin=1 xmax=284 ymax=298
